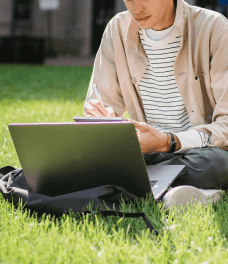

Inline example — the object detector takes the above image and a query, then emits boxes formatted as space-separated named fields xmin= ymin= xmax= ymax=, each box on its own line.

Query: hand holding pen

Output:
xmin=84 ymin=84 xmax=143 ymax=143
xmin=84 ymin=84 xmax=115 ymax=117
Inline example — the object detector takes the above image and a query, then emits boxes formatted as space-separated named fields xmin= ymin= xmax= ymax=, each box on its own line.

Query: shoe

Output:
xmin=162 ymin=185 xmax=224 ymax=208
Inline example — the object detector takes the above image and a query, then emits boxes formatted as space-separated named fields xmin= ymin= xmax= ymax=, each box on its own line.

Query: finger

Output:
xmin=84 ymin=103 xmax=105 ymax=117
xmin=89 ymin=100 xmax=110 ymax=117
xmin=128 ymin=119 xmax=143 ymax=129
xmin=106 ymin=106 xmax=115 ymax=117
xmin=84 ymin=103 xmax=94 ymax=115
xmin=84 ymin=113 xmax=95 ymax=117
xmin=88 ymin=107 xmax=106 ymax=117
xmin=126 ymin=119 xmax=142 ymax=137
xmin=135 ymin=128 xmax=141 ymax=136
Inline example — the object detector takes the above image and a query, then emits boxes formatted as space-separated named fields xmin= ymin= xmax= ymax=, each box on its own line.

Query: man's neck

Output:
xmin=153 ymin=0 xmax=176 ymax=31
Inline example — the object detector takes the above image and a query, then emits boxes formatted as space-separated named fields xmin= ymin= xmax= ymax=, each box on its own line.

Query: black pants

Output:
xmin=144 ymin=147 xmax=228 ymax=189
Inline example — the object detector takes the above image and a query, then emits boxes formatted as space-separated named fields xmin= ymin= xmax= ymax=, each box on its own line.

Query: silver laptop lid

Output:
xmin=147 ymin=165 xmax=185 ymax=200
xmin=9 ymin=122 xmax=152 ymax=198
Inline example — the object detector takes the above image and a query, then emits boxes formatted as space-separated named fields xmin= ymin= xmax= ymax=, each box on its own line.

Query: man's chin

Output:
xmin=138 ymin=22 xmax=163 ymax=31
xmin=137 ymin=23 xmax=153 ymax=29
xmin=137 ymin=20 xmax=154 ymax=29
xmin=139 ymin=24 xmax=152 ymax=29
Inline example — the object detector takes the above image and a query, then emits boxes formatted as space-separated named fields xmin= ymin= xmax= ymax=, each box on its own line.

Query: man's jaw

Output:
xmin=134 ymin=15 xmax=153 ymax=29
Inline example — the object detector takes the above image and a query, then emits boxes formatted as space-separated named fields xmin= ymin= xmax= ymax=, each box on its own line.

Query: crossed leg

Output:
xmin=144 ymin=147 xmax=228 ymax=189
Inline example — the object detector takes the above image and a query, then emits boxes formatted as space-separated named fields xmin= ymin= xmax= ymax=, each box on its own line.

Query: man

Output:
xmin=84 ymin=0 xmax=228 ymax=207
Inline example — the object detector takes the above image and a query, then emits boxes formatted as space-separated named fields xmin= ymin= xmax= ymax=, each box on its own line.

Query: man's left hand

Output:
xmin=129 ymin=119 xmax=168 ymax=154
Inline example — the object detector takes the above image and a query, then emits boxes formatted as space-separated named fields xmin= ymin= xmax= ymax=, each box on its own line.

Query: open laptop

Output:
xmin=9 ymin=121 xmax=184 ymax=199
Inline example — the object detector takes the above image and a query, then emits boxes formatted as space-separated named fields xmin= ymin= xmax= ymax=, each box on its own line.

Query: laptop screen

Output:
xmin=9 ymin=122 xmax=152 ymax=198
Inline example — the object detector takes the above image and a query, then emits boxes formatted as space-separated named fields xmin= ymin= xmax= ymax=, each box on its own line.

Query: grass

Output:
xmin=1 ymin=65 xmax=228 ymax=263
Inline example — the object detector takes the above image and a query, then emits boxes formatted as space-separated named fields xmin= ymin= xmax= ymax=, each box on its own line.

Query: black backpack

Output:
xmin=0 ymin=166 xmax=158 ymax=235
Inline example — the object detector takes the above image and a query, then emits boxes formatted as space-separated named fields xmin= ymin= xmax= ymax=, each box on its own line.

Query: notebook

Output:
xmin=9 ymin=122 xmax=184 ymax=199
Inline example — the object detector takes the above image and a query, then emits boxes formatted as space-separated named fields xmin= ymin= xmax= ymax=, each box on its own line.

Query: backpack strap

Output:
xmin=83 ymin=210 xmax=158 ymax=236
xmin=0 ymin=166 xmax=17 ymax=177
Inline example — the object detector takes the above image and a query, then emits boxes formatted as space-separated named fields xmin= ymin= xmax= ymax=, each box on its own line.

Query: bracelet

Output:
xmin=166 ymin=133 xmax=170 ymax=152
xmin=166 ymin=132 xmax=176 ymax=153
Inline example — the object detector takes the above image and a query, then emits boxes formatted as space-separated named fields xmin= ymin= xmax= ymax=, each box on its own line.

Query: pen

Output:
xmin=92 ymin=83 xmax=126 ymax=121
xmin=93 ymin=84 xmax=104 ymax=105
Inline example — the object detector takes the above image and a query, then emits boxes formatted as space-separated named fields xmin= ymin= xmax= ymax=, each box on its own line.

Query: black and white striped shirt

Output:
xmin=138 ymin=26 xmax=211 ymax=152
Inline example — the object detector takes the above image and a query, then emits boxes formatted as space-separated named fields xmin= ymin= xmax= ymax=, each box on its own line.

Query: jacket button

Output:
xmin=131 ymin=77 xmax=137 ymax=85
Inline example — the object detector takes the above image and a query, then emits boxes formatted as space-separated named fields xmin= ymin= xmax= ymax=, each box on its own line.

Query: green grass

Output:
xmin=1 ymin=65 xmax=228 ymax=263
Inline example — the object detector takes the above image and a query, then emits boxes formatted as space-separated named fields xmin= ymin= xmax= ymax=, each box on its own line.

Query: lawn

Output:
xmin=1 ymin=65 xmax=228 ymax=264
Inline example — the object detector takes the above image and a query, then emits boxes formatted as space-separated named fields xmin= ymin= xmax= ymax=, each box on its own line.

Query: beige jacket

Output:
xmin=85 ymin=0 xmax=228 ymax=150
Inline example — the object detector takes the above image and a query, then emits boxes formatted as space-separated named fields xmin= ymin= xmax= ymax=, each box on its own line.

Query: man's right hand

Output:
xmin=84 ymin=99 xmax=115 ymax=117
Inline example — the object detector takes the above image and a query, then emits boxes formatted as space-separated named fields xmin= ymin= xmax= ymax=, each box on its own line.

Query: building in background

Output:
xmin=0 ymin=0 xmax=226 ymax=59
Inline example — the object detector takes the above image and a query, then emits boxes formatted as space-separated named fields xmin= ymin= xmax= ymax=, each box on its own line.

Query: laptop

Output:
xmin=8 ymin=121 xmax=184 ymax=199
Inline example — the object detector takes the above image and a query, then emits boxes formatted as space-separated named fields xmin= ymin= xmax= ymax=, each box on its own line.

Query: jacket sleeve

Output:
xmin=84 ymin=21 xmax=126 ymax=117
xmin=194 ymin=30 xmax=228 ymax=150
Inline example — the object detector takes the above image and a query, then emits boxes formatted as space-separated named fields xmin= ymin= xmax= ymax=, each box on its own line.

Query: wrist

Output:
xmin=159 ymin=132 xmax=170 ymax=152
xmin=174 ymin=134 xmax=181 ymax=151
xmin=165 ymin=132 xmax=181 ymax=153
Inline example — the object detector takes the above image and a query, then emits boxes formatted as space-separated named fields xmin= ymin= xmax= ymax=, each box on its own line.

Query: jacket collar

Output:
xmin=125 ymin=0 xmax=189 ymax=47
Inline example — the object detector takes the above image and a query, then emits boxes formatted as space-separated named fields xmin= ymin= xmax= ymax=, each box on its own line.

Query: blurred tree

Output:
xmin=91 ymin=0 xmax=115 ymax=55
xmin=196 ymin=0 xmax=227 ymax=17
xmin=11 ymin=0 xmax=33 ymax=35
xmin=196 ymin=0 xmax=217 ymax=9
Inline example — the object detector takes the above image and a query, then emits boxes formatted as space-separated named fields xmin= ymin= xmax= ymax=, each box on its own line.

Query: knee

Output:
xmin=185 ymin=147 xmax=228 ymax=188
xmin=201 ymin=147 xmax=228 ymax=166
xmin=185 ymin=147 xmax=228 ymax=164
xmin=183 ymin=147 xmax=228 ymax=179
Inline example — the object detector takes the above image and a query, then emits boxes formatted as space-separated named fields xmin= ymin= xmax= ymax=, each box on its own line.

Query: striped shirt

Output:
xmin=138 ymin=26 xmax=211 ymax=152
